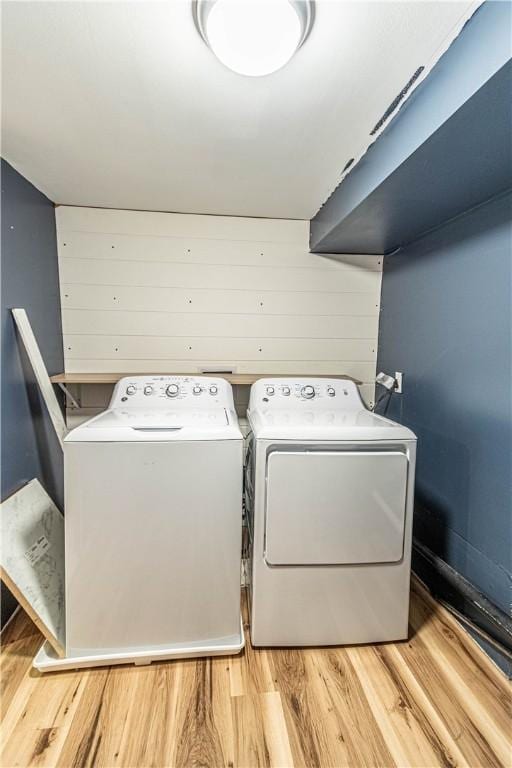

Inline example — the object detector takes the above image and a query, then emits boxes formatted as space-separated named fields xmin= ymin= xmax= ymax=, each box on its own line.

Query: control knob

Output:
xmin=301 ymin=385 xmax=315 ymax=399
xmin=327 ymin=386 xmax=336 ymax=397
xmin=282 ymin=386 xmax=290 ymax=396
xmin=166 ymin=383 xmax=179 ymax=397
xmin=192 ymin=385 xmax=202 ymax=395
xmin=144 ymin=385 xmax=153 ymax=396
xmin=209 ymin=385 xmax=218 ymax=395
xmin=266 ymin=386 xmax=275 ymax=396
xmin=126 ymin=385 xmax=136 ymax=396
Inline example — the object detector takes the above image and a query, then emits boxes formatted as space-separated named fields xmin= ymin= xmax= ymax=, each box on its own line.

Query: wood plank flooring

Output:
xmin=1 ymin=580 xmax=510 ymax=768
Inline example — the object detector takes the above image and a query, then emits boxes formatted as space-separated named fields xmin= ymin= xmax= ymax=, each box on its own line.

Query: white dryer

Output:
xmin=245 ymin=378 xmax=416 ymax=646
xmin=35 ymin=376 xmax=244 ymax=672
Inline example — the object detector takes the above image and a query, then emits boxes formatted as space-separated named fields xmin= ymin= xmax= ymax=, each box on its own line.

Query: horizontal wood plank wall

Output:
xmin=56 ymin=207 xmax=382 ymax=404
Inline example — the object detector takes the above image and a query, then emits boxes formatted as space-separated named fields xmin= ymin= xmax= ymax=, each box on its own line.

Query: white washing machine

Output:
xmin=245 ymin=378 xmax=416 ymax=647
xmin=35 ymin=375 xmax=244 ymax=672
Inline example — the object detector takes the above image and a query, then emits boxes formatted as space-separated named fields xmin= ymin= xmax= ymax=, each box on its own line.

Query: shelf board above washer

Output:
xmin=50 ymin=372 xmax=362 ymax=386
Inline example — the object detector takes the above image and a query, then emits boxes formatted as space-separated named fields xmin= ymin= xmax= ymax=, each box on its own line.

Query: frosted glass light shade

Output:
xmin=194 ymin=0 xmax=313 ymax=77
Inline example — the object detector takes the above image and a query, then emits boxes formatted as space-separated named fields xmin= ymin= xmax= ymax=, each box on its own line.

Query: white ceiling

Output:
xmin=2 ymin=0 xmax=479 ymax=220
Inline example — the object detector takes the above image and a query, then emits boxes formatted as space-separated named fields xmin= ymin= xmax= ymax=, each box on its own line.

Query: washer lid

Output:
xmin=87 ymin=409 xmax=228 ymax=429
xmin=65 ymin=408 xmax=242 ymax=442
xmin=248 ymin=408 xmax=416 ymax=441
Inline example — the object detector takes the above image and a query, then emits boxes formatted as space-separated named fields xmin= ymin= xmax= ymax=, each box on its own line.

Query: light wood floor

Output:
xmin=1 ymin=580 xmax=510 ymax=768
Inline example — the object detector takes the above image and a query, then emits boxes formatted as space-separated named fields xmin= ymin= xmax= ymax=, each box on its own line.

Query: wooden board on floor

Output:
xmin=0 ymin=479 xmax=65 ymax=658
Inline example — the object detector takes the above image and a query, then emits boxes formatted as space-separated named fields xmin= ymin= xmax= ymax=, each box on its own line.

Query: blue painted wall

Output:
xmin=1 ymin=159 xmax=64 ymax=625
xmin=377 ymin=191 xmax=512 ymax=627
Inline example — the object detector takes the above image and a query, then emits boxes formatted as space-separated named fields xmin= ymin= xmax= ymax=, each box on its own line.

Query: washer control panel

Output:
xmin=110 ymin=376 xmax=234 ymax=409
xmin=250 ymin=378 xmax=364 ymax=411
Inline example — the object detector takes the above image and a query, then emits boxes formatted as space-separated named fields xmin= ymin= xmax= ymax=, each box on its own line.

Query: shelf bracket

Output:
xmin=57 ymin=382 xmax=81 ymax=410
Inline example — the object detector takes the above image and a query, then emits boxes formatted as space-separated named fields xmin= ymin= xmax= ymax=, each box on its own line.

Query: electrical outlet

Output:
xmin=394 ymin=372 xmax=403 ymax=394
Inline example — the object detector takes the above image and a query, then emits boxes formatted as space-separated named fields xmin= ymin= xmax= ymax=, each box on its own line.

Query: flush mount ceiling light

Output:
xmin=193 ymin=0 xmax=314 ymax=77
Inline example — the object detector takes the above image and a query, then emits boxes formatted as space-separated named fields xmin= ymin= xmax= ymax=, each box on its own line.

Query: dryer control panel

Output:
xmin=248 ymin=378 xmax=364 ymax=411
xmin=109 ymin=375 xmax=235 ymax=409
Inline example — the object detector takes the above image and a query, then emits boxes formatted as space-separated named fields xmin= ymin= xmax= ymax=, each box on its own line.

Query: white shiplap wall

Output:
xmin=56 ymin=206 xmax=382 ymax=405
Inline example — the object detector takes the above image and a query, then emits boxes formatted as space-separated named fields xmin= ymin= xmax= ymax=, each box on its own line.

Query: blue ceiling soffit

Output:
xmin=309 ymin=1 xmax=512 ymax=255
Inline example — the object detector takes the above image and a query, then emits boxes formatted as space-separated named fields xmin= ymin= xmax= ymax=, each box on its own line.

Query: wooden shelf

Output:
xmin=50 ymin=372 xmax=362 ymax=386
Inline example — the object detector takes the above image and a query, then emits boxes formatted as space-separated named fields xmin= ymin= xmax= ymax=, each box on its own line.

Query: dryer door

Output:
xmin=264 ymin=450 xmax=407 ymax=565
